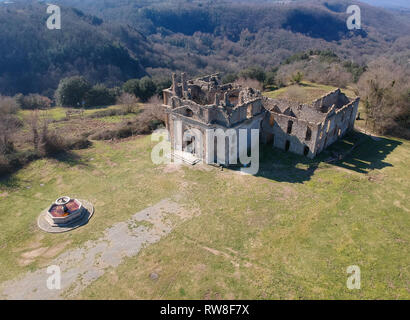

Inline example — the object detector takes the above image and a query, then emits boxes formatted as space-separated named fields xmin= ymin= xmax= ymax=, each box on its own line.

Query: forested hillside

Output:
xmin=1 ymin=0 xmax=410 ymax=96
xmin=0 ymin=1 xmax=164 ymax=95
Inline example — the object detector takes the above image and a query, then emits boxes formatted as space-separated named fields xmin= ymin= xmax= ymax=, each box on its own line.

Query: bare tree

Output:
xmin=234 ymin=77 xmax=263 ymax=91
xmin=0 ymin=96 xmax=20 ymax=155
xmin=143 ymin=96 xmax=166 ymax=123
xmin=26 ymin=110 xmax=40 ymax=153
xmin=358 ymin=57 xmax=410 ymax=137
xmin=117 ymin=92 xmax=139 ymax=114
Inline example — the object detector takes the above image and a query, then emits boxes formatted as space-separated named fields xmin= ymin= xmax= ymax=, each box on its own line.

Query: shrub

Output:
xmin=123 ymin=77 xmax=158 ymax=102
xmin=88 ymin=108 xmax=129 ymax=119
xmin=117 ymin=92 xmax=139 ymax=114
xmin=55 ymin=76 xmax=91 ymax=108
xmin=291 ymin=71 xmax=303 ymax=84
xmin=239 ymin=66 xmax=266 ymax=83
xmin=15 ymin=94 xmax=52 ymax=110
xmin=0 ymin=154 xmax=11 ymax=176
xmin=222 ymin=73 xmax=238 ymax=84
xmin=85 ymin=84 xmax=117 ymax=107
xmin=66 ymin=137 xmax=92 ymax=150
xmin=0 ymin=96 xmax=21 ymax=155
xmin=0 ymin=95 xmax=19 ymax=114
xmin=234 ymin=78 xmax=263 ymax=91
xmin=123 ymin=79 xmax=142 ymax=99
xmin=90 ymin=97 xmax=165 ymax=141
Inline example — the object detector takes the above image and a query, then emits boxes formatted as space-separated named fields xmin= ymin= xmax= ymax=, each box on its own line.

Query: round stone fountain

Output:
xmin=37 ymin=196 xmax=94 ymax=233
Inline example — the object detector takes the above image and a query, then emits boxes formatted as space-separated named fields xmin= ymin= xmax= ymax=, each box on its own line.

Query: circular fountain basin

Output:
xmin=46 ymin=198 xmax=84 ymax=226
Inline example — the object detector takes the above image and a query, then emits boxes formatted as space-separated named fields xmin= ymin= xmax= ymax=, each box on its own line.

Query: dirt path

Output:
xmin=0 ymin=199 xmax=197 ymax=299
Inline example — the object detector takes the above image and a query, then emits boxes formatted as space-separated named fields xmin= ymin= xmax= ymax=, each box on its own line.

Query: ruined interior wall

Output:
xmin=228 ymin=99 xmax=263 ymax=126
xmin=261 ymin=112 xmax=319 ymax=158
xmin=312 ymin=89 xmax=351 ymax=112
xmin=315 ymin=98 xmax=359 ymax=153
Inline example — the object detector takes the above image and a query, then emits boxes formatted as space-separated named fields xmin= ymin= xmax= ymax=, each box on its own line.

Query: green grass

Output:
xmin=18 ymin=105 xmax=138 ymax=122
xmin=263 ymin=81 xmax=357 ymax=103
xmin=0 ymin=131 xmax=409 ymax=299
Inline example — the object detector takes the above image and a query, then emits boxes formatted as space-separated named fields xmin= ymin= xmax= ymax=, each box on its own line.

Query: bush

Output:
xmin=123 ymin=77 xmax=157 ymax=102
xmin=239 ymin=66 xmax=266 ymax=83
xmin=123 ymin=79 xmax=141 ymax=98
xmin=234 ymin=78 xmax=263 ymax=91
xmin=55 ymin=76 xmax=91 ymax=107
xmin=40 ymin=131 xmax=67 ymax=156
xmin=90 ymin=97 xmax=165 ymax=141
xmin=0 ymin=154 xmax=11 ymax=176
xmin=291 ymin=71 xmax=303 ymax=84
xmin=0 ymin=96 xmax=22 ymax=155
xmin=117 ymin=92 xmax=139 ymax=113
xmin=85 ymin=84 xmax=117 ymax=107
xmin=66 ymin=137 xmax=92 ymax=150
xmin=222 ymin=73 xmax=238 ymax=84
xmin=88 ymin=108 xmax=130 ymax=119
xmin=15 ymin=94 xmax=52 ymax=110
xmin=0 ymin=95 xmax=19 ymax=114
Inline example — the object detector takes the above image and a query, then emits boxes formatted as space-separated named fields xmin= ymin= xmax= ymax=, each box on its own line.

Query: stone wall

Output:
xmin=261 ymin=111 xmax=320 ymax=158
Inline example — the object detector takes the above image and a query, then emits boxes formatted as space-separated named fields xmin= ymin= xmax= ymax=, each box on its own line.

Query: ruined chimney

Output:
xmin=238 ymin=91 xmax=244 ymax=104
xmin=186 ymin=88 xmax=192 ymax=100
xmin=214 ymin=93 xmax=220 ymax=106
xmin=181 ymin=72 xmax=188 ymax=93
xmin=171 ymin=73 xmax=177 ymax=94
xmin=223 ymin=92 xmax=229 ymax=106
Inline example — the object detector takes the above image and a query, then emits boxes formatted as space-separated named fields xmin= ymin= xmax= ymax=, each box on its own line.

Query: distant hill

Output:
xmin=360 ymin=0 xmax=410 ymax=9
xmin=1 ymin=0 xmax=410 ymax=95
xmin=0 ymin=1 xmax=163 ymax=95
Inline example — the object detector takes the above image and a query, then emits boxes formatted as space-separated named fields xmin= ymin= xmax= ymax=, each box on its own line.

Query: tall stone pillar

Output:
xmin=181 ymin=72 xmax=188 ymax=93
xmin=214 ymin=93 xmax=220 ymax=106
xmin=171 ymin=73 xmax=177 ymax=94
xmin=223 ymin=92 xmax=229 ymax=106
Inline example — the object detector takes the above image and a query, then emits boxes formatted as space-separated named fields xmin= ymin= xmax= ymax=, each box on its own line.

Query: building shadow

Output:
xmin=325 ymin=131 xmax=402 ymax=174
xmin=230 ymin=131 xmax=402 ymax=183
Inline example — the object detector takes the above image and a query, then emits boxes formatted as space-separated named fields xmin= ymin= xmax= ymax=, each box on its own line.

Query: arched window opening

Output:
xmin=305 ymin=127 xmax=312 ymax=141
xmin=287 ymin=120 xmax=293 ymax=134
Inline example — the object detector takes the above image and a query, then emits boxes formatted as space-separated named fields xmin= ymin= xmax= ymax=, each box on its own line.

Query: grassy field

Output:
xmin=263 ymin=81 xmax=357 ymax=102
xmin=17 ymin=105 xmax=135 ymax=122
xmin=0 ymin=128 xmax=409 ymax=299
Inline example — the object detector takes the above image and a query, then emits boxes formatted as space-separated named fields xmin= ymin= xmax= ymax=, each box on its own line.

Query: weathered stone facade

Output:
xmin=162 ymin=73 xmax=359 ymax=163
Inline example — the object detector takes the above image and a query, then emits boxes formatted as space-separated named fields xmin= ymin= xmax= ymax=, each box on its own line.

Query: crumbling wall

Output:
xmin=312 ymin=89 xmax=351 ymax=113
xmin=315 ymin=98 xmax=360 ymax=153
xmin=261 ymin=111 xmax=320 ymax=158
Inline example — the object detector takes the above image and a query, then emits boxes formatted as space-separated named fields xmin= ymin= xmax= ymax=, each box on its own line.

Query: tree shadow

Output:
xmin=0 ymin=173 xmax=22 ymax=189
xmin=48 ymin=150 xmax=92 ymax=168
xmin=229 ymin=131 xmax=401 ymax=183
xmin=0 ymin=151 xmax=92 ymax=189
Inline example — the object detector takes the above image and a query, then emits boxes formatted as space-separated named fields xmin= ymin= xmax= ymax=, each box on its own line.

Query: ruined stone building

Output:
xmin=162 ymin=73 xmax=360 ymax=164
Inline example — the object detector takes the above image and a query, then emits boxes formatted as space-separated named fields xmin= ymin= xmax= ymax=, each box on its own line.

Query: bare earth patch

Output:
xmin=1 ymin=199 xmax=198 ymax=299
